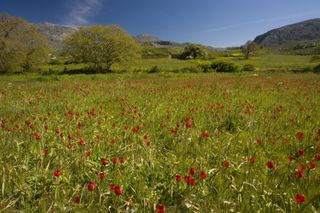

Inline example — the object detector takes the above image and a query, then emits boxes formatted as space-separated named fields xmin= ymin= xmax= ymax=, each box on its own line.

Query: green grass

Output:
xmin=1 ymin=72 xmax=320 ymax=212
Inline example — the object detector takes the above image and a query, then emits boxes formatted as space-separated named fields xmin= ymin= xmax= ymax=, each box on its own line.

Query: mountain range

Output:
xmin=254 ymin=18 xmax=320 ymax=47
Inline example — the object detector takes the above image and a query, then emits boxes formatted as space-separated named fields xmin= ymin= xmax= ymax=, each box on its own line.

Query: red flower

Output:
xmin=143 ymin=135 xmax=148 ymax=140
xmin=189 ymin=178 xmax=196 ymax=185
xmin=299 ymin=164 xmax=306 ymax=170
xmin=199 ymin=171 xmax=207 ymax=180
xmin=43 ymin=149 xmax=49 ymax=155
xmin=101 ymin=159 xmax=108 ymax=166
xmin=288 ymin=156 xmax=294 ymax=162
xmin=309 ymin=162 xmax=316 ymax=169
xmin=79 ymin=138 xmax=85 ymax=145
xmin=145 ymin=141 xmax=152 ymax=146
xmin=84 ymin=151 xmax=91 ymax=157
xmin=114 ymin=186 xmax=122 ymax=196
xmin=223 ymin=161 xmax=230 ymax=168
xmin=266 ymin=161 xmax=276 ymax=169
xmin=295 ymin=170 xmax=304 ymax=178
xmin=170 ymin=129 xmax=177 ymax=135
xmin=255 ymin=139 xmax=262 ymax=145
xmin=34 ymin=132 xmax=41 ymax=140
xmin=201 ymin=133 xmax=209 ymax=138
xmin=67 ymin=143 xmax=73 ymax=149
xmin=87 ymin=182 xmax=96 ymax=191
xmin=297 ymin=131 xmax=303 ymax=140
xmin=175 ymin=175 xmax=181 ymax=182
xmin=112 ymin=158 xmax=118 ymax=164
xmin=98 ymin=172 xmax=105 ymax=180
xmin=295 ymin=194 xmax=305 ymax=203
xmin=156 ymin=204 xmax=165 ymax=213
xmin=189 ymin=168 xmax=196 ymax=175
xmin=74 ymin=195 xmax=81 ymax=203
xmin=44 ymin=125 xmax=49 ymax=130
xmin=185 ymin=123 xmax=192 ymax=128
xmin=248 ymin=157 xmax=256 ymax=164
xmin=109 ymin=183 xmax=116 ymax=190
xmin=68 ymin=133 xmax=74 ymax=140
xmin=184 ymin=176 xmax=190 ymax=183
xmin=313 ymin=154 xmax=320 ymax=161
xmin=53 ymin=170 xmax=63 ymax=177
xmin=297 ymin=150 xmax=304 ymax=156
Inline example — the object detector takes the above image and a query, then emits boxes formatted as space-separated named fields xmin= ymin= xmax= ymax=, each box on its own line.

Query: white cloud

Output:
xmin=63 ymin=0 xmax=104 ymax=26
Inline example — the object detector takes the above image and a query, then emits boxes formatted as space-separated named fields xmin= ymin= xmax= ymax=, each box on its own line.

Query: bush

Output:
xmin=211 ymin=61 xmax=238 ymax=72
xmin=310 ymin=55 xmax=320 ymax=63
xmin=179 ymin=66 xmax=201 ymax=73
xmin=242 ymin=64 xmax=256 ymax=72
xmin=313 ymin=64 xmax=320 ymax=73
xmin=199 ymin=64 xmax=213 ymax=72
xmin=148 ymin=66 xmax=160 ymax=73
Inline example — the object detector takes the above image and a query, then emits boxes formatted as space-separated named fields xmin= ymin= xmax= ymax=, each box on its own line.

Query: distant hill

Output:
xmin=254 ymin=18 xmax=320 ymax=47
xmin=35 ymin=22 xmax=77 ymax=50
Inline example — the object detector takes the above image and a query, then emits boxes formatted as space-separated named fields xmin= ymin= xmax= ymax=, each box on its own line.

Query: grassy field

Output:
xmin=39 ymin=53 xmax=320 ymax=74
xmin=1 ymin=72 xmax=320 ymax=212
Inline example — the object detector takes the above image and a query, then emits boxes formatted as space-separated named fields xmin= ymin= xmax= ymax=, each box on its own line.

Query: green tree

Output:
xmin=241 ymin=41 xmax=259 ymax=59
xmin=181 ymin=44 xmax=208 ymax=59
xmin=0 ymin=13 xmax=50 ymax=73
xmin=63 ymin=25 xmax=141 ymax=72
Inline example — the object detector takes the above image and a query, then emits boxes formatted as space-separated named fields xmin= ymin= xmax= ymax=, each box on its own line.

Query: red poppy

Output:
xmin=185 ymin=123 xmax=192 ymax=128
xmin=114 ymin=186 xmax=122 ymax=196
xmin=84 ymin=151 xmax=91 ymax=157
xmin=288 ymin=156 xmax=294 ymax=162
xmin=295 ymin=194 xmax=305 ymax=203
xmin=309 ymin=162 xmax=316 ymax=169
xmin=201 ymin=133 xmax=209 ymax=138
xmin=248 ymin=157 xmax=256 ymax=164
xmin=74 ymin=195 xmax=81 ymax=203
xmin=297 ymin=150 xmax=305 ymax=156
xmin=223 ymin=161 xmax=230 ymax=168
xmin=112 ymin=158 xmax=118 ymax=164
xmin=145 ymin=141 xmax=152 ymax=146
xmin=53 ymin=170 xmax=63 ymax=177
xmin=143 ymin=135 xmax=148 ymax=140
xmin=170 ymin=129 xmax=177 ymax=135
xmin=266 ymin=161 xmax=276 ymax=169
xmin=299 ymin=164 xmax=306 ymax=170
xmin=98 ymin=172 xmax=105 ymax=180
xmin=175 ymin=175 xmax=181 ymax=182
xmin=297 ymin=131 xmax=303 ymax=140
xmin=313 ymin=154 xmax=320 ymax=161
xmin=189 ymin=168 xmax=196 ymax=175
xmin=156 ymin=204 xmax=165 ymax=213
xmin=68 ymin=133 xmax=73 ymax=140
xmin=295 ymin=170 xmax=304 ymax=178
xmin=87 ymin=182 xmax=96 ymax=191
xmin=101 ymin=159 xmax=108 ymax=166
xmin=67 ymin=143 xmax=73 ymax=149
xmin=199 ymin=171 xmax=207 ymax=180
xmin=43 ymin=149 xmax=49 ymax=155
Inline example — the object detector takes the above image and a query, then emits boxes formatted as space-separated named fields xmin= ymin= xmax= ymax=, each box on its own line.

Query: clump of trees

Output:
xmin=241 ymin=41 xmax=259 ymax=59
xmin=0 ymin=14 xmax=50 ymax=73
xmin=180 ymin=44 xmax=208 ymax=59
xmin=63 ymin=25 xmax=141 ymax=72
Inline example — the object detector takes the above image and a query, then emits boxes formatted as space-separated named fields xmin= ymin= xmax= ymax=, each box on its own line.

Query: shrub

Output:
xmin=313 ymin=64 xmax=320 ymax=73
xmin=179 ymin=66 xmax=201 ymax=73
xmin=148 ymin=66 xmax=160 ymax=73
xmin=310 ymin=55 xmax=320 ymax=63
xmin=199 ymin=64 xmax=213 ymax=72
xmin=211 ymin=61 xmax=238 ymax=72
xmin=242 ymin=64 xmax=256 ymax=72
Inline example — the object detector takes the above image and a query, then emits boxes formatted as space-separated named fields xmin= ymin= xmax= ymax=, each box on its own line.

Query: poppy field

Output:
xmin=1 ymin=73 xmax=320 ymax=212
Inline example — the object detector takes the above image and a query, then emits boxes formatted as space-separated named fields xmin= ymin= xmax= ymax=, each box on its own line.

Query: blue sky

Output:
xmin=1 ymin=0 xmax=320 ymax=47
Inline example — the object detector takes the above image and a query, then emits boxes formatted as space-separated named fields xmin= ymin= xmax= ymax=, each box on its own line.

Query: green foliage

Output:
xmin=141 ymin=44 xmax=182 ymax=59
xmin=211 ymin=61 xmax=238 ymax=72
xmin=0 ymin=14 xmax=50 ymax=73
xmin=63 ymin=25 xmax=141 ymax=72
xmin=242 ymin=64 xmax=256 ymax=71
xmin=313 ymin=64 xmax=320 ymax=73
xmin=181 ymin=44 xmax=208 ymax=59
xmin=310 ymin=55 xmax=320 ymax=63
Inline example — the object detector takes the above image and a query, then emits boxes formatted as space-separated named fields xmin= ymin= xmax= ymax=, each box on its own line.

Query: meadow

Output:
xmin=0 ymin=72 xmax=320 ymax=212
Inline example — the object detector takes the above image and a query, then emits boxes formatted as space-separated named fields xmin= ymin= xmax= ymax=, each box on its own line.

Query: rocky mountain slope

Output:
xmin=254 ymin=18 xmax=320 ymax=47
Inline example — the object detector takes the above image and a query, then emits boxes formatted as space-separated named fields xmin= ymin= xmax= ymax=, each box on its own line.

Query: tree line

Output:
xmin=0 ymin=14 xmax=259 ymax=73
